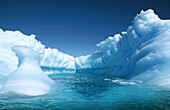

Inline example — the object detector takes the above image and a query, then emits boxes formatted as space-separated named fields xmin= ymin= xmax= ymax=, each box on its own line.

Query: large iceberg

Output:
xmin=0 ymin=9 xmax=170 ymax=87
xmin=0 ymin=46 xmax=54 ymax=96
xmin=0 ymin=29 xmax=76 ymax=73
xmin=76 ymin=9 xmax=170 ymax=86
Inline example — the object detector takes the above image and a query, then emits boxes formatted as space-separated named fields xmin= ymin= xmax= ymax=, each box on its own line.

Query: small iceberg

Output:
xmin=0 ymin=46 xmax=54 ymax=96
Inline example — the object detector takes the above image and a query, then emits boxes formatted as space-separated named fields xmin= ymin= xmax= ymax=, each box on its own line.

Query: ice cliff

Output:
xmin=76 ymin=9 xmax=170 ymax=86
xmin=0 ymin=46 xmax=54 ymax=96
xmin=0 ymin=9 xmax=170 ymax=87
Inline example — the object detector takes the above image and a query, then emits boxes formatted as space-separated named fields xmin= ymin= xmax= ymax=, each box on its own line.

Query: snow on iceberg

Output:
xmin=0 ymin=29 xmax=76 ymax=73
xmin=75 ymin=9 xmax=170 ymax=86
xmin=0 ymin=46 xmax=54 ymax=96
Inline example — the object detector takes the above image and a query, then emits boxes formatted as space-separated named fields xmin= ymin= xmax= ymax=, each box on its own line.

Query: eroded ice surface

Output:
xmin=76 ymin=9 xmax=170 ymax=86
xmin=0 ymin=46 xmax=54 ymax=96
xmin=0 ymin=9 xmax=170 ymax=87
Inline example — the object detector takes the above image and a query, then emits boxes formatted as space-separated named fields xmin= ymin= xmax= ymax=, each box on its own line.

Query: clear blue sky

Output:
xmin=0 ymin=0 xmax=170 ymax=57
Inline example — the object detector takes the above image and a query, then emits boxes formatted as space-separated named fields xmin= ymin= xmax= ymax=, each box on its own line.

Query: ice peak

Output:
xmin=134 ymin=9 xmax=160 ymax=24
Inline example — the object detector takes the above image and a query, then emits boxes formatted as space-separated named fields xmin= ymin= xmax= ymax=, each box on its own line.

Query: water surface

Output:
xmin=0 ymin=73 xmax=170 ymax=109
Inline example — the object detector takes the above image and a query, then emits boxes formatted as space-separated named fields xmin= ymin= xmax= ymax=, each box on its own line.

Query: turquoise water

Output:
xmin=0 ymin=73 xmax=170 ymax=109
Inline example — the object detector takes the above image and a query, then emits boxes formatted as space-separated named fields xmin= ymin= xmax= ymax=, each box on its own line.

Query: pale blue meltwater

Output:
xmin=0 ymin=73 xmax=170 ymax=109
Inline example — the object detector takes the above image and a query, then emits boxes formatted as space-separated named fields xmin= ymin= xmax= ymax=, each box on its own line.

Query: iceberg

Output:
xmin=76 ymin=9 xmax=170 ymax=86
xmin=0 ymin=9 xmax=170 ymax=87
xmin=0 ymin=46 xmax=54 ymax=96
xmin=0 ymin=29 xmax=76 ymax=73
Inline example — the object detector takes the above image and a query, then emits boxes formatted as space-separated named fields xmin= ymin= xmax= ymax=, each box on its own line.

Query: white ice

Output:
xmin=0 ymin=46 xmax=54 ymax=96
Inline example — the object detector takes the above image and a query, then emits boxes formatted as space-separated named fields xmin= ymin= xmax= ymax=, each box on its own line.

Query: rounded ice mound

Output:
xmin=0 ymin=46 xmax=54 ymax=96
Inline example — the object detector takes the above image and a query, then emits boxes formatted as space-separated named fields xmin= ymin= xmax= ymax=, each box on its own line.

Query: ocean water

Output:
xmin=0 ymin=73 xmax=170 ymax=109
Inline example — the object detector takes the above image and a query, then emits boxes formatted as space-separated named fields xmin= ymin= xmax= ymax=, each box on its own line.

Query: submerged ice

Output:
xmin=0 ymin=46 xmax=54 ymax=96
xmin=0 ymin=9 xmax=170 ymax=88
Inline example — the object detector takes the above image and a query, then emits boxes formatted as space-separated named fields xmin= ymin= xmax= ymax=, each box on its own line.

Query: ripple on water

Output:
xmin=0 ymin=73 xmax=169 ymax=109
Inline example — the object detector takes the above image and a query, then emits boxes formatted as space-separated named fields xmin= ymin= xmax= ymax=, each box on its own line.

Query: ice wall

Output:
xmin=76 ymin=9 xmax=170 ymax=86
xmin=0 ymin=29 xmax=76 ymax=73
xmin=0 ymin=46 xmax=54 ymax=96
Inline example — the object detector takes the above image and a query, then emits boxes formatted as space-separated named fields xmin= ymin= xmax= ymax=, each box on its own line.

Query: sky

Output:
xmin=0 ymin=0 xmax=170 ymax=57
